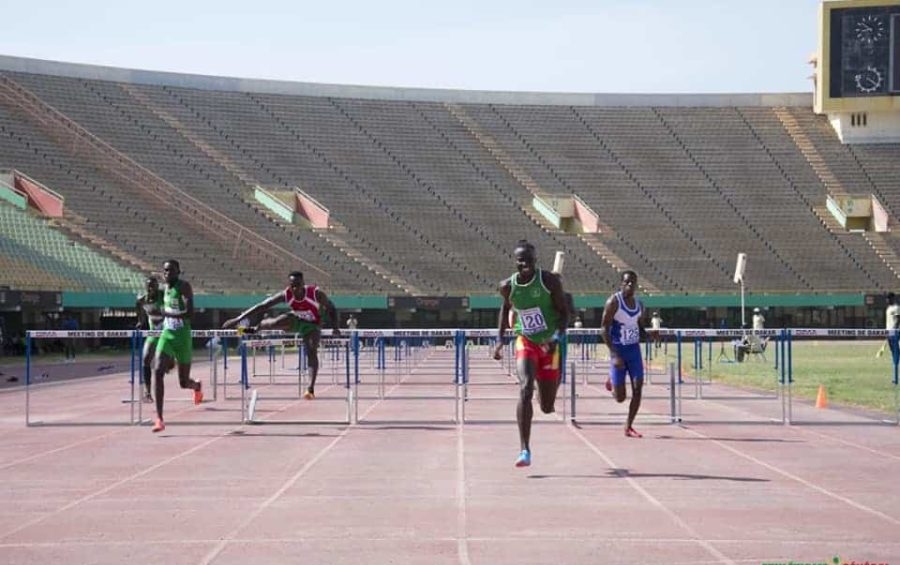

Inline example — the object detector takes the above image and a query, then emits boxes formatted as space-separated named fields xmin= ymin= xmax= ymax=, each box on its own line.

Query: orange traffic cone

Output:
xmin=815 ymin=384 xmax=828 ymax=409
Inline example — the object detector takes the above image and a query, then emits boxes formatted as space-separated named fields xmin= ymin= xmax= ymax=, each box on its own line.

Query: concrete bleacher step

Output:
xmin=811 ymin=204 xmax=844 ymax=234
xmin=0 ymin=202 xmax=144 ymax=291
xmin=121 ymin=84 xmax=259 ymax=187
xmin=0 ymin=74 xmax=308 ymax=290
xmin=577 ymin=233 xmax=660 ymax=293
xmin=445 ymin=103 xmax=547 ymax=199
xmin=774 ymin=107 xmax=850 ymax=200
xmin=446 ymin=102 xmax=644 ymax=289
xmin=863 ymin=232 xmax=900 ymax=278
xmin=51 ymin=213 xmax=156 ymax=275
xmin=314 ymin=221 xmax=422 ymax=295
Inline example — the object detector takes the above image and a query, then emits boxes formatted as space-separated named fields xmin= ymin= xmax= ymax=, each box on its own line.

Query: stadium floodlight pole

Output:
xmin=733 ymin=253 xmax=747 ymax=334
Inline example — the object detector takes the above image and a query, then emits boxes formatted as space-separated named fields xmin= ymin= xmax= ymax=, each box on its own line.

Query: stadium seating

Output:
xmin=1 ymin=68 xmax=898 ymax=295
xmin=0 ymin=201 xmax=143 ymax=291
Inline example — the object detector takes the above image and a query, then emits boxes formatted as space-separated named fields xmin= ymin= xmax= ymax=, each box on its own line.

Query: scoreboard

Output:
xmin=817 ymin=0 xmax=900 ymax=113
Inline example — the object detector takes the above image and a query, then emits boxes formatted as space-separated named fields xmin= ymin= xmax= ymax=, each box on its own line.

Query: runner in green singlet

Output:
xmin=492 ymin=241 xmax=569 ymax=468
xmin=151 ymin=260 xmax=203 ymax=433
xmin=135 ymin=276 xmax=163 ymax=403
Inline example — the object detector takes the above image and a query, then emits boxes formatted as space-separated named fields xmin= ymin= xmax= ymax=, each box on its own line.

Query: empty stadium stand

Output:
xmin=0 ymin=201 xmax=143 ymax=291
xmin=0 ymin=57 xmax=898 ymax=296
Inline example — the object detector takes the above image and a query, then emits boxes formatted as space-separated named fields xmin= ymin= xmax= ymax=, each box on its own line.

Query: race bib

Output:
xmin=293 ymin=310 xmax=316 ymax=322
xmin=620 ymin=327 xmax=640 ymax=345
xmin=518 ymin=307 xmax=548 ymax=335
xmin=163 ymin=317 xmax=184 ymax=331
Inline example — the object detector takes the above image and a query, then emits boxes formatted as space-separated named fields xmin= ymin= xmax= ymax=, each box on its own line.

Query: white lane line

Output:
xmin=0 ymin=434 xmax=223 ymax=541
xmin=0 ymin=392 xmax=227 ymax=471
xmin=792 ymin=426 xmax=900 ymax=462
xmin=457 ymin=421 xmax=471 ymax=565
xmin=196 ymin=359 xmax=427 ymax=565
xmin=3 ymin=535 xmax=900 ymax=547
xmin=568 ymin=424 xmax=736 ymax=565
xmin=680 ymin=426 xmax=900 ymax=526
xmin=0 ymin=379 xmax=337 ymax=540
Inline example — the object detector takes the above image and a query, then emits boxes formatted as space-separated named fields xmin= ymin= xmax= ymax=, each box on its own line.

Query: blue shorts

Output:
xmin=609 ymin=345 xmax=643 ymax=387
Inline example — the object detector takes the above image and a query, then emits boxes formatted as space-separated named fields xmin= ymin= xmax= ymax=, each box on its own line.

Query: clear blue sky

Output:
xmin=0 ymin=0 xmax=822 ymax=93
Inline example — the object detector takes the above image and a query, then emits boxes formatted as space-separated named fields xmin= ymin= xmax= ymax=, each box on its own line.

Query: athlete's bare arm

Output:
xmin=493 ymin=280 xmax=513 ymax=360
xmin=316 ymin=289 xmax=341 ymax=336
xmin=222 ymin=291 xmax=284 ymax=329
xmin=600 ymin=294 xmax=621 ymax=366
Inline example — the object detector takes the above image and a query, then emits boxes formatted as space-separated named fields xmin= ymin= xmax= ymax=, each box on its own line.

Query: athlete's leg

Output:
xmin=536 ymin=376 xmax=559 ymax=414
xmin=255 ymin=313 xmax=295 ymax=333
xmin=609 ymin=346 xmax=628 ymax=402
xmin=514 ymin=338 xmax=539 ymax=467
xmin=516 ymin=356 xmax=537 ymax=452
xmin=535 ymin=345 xmax=561 ymax=414
xmin=142 ymin=339 xmax=155 ymax=401
xmin=172 ymin=334 xmax=201 ymax=404
xmin=624 ymin=354 xmax=645 ymax=437
xmin=612 ymin=362 xmax=628 ymax=404
xmin=152 ymin=348 xmax=175 ymax=431
xmin=177 ymin=362 xmax=203 ymax=406
xmin=303 ymin=329 xmax=321 ymax=398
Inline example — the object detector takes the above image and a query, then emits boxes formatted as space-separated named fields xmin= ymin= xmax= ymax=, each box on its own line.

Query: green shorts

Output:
xmin=291 ymin=320 xmax=320 ymax=338
xmin=156 ymin=328 xmax=192 ymax=364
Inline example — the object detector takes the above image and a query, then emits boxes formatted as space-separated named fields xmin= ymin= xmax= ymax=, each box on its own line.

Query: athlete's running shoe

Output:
xmin=303 ymin=390 xmax=315 ymax=400
xmin=193 ymin=383 xmax=203 ymax=405
xmin=152 ymin=418 xmax=165 ymax=433
xmin=514 ymin=450 xmax=531 ymax=467
xmin=625 ymin=427 xmax=643 ymax=438
xmin=605 ymin=378 xmax=613 ymax=392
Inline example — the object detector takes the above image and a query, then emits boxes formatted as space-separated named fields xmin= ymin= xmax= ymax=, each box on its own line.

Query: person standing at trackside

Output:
xmin=601 ymin=271 xmax=646 ymax=438
xmin=61 ymin=314 xmax=78 ymax=362
xmin=752 ymin=308 xmax=765 ymax=333
xmin=222 ymin=271 xmax=341 ymax=400
xmin=880 ymin=292 xmax=900 ymax=360
xmin=135 ymin=276 xmax=164 ymax=403
xmin=151 ymin=260 xmax=203 ymax=433
xmin=492 ymin=240 xmax=569 ymax=468
xmin=346 ymin=314 xmax=359 ymax=332
xmin=650 ymin=311 xmax=663 ymax=349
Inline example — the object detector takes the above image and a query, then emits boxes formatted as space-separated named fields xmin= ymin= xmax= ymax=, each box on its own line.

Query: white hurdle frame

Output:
xmin=353 ymin=329 xmax=459 ymax=425
xmin=24 ymin=330 xmax=137 ymax=426
xmin=241 ymin=332 xmax=353 ymax=425
xmin=23 ymin=327 xmax=899 ymax=428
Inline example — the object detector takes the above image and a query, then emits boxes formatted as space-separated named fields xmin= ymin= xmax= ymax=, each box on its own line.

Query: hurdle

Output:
xmin=253 ymin=332 xmax=346 ymax=390
xmin=132 ymin=329 xmax=240 ymax=424
xmin=566 ymin=328 xmax=672 ymax=422
xmin=24 ymin=330 xmax=138 ymax=426
xmin=23 ymin=329 xmax=254 ymax=427
xmin=353 ymin=329 xmax=460 ymax=425
xmin=135 ymin=328 xmax=249 ymax=427
xmin=458 ymin=329 xmax=569 ymax=425
xmin=240 ymin=333 xmax=352 ymax=425
xmin=779 ymin=328 xmax=900 ymax=426
xmin=669 ymin=328 xmax=783 ymax=402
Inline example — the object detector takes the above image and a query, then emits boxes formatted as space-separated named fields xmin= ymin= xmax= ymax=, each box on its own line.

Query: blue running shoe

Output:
xmin=514 ymin=449 xmax=531 ymax=467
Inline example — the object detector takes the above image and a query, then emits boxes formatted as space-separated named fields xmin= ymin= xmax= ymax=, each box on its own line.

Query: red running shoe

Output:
xmin=193 ymin=383 xmax=203 ymax=405
xmin=625 ymin=427 xmax=642 ymax=438
xmin=152 ymin=418 xmax=165 ymax=433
